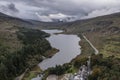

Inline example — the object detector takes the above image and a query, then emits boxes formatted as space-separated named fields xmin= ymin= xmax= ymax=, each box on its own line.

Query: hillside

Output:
xmin=0 ymin=11 xmax=120 ymax=80
xmin=52 ymin=13 xmax=120 ymax=58
xmin=26 ymin=12 xmax=120 ymax=58
xmin=37 ymin=13 xmax=120 ymax=80
xmin=37 ymin=12 xmax=120 ymax=57
xmin=0 ymin=12 xmax=35 ymax=52
xmin=0 ymin=12 xmax=56 ymax=80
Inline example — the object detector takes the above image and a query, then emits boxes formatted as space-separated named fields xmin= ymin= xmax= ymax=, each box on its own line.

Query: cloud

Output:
xmin=81 ymin=8 xmax=120 ymax=19
xmin=35 ymin=12 xmax=75 ymax=22
xmin=0 ymin=0 xmax=120 ymax=21
xmin=0 ymin=1 xmax=19 ymax=16
xmin=35 ymin=12 xmax=52 ymax=22
xmin=0 ymin=1 xmax=42 ymax=20
xmin=8 ymin=3 xmax=19 ymax=12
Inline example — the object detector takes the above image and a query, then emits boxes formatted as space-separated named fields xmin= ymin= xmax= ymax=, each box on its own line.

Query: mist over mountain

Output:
xmin=1 ymin=0 xmax=120 ymax=22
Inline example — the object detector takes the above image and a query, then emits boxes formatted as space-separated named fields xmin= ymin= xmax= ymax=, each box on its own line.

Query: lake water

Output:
xmin=32 ymin=29 xmax=81 ymax=80
xmin=39 ymin=29 xmax=81 ymax=70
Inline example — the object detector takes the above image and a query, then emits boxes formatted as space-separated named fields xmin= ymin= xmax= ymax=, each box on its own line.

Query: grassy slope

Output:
xmin=1 ymin=12 xmax=120 ymax=79
xmin=60 ymin=13 xmax=120 ymax=58
xmin=0 ymin=12 xmax=35 ymax=53
xmin=27 ymin=12 xmax=120 ymax=80
xmin=36 ymin=13 xmax=120 ymax=57
xmin=0 ymin=18 xmax=22 ymax=53
xmin=0 ymin=13 xmax=59 ymax=80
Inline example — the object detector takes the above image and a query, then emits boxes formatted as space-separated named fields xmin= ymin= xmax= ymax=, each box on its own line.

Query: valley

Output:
xmin=0 ymin=11 xmax=120 ymax=80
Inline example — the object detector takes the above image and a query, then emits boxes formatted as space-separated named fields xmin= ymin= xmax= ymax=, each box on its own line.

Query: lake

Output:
xmin=32 ymin=29 xmax=81 ymax=80
xmin=39 ymin=29 xmax=81 ymax=70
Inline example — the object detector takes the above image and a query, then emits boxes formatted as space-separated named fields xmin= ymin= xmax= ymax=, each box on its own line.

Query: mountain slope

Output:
xmin=36 ymin=12 xmax=120 ymax=57
xmin=60 ymin=13 xmax=120 ymax=57
xmin=0 ymin=12 xmax=54 ymax=80
xmin=0 ymin=12 xmax=36 ymax=52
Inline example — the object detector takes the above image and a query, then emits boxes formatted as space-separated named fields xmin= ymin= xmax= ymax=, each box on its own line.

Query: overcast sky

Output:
xmin=0 ymin=0 xmax=120 ymax=22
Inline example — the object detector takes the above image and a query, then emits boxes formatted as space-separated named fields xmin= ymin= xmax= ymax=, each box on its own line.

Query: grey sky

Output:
xmin=0 ymin=0 xmax=120 ymax=22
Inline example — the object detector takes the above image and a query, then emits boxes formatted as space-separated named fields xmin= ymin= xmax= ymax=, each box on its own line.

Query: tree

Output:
xmin=0 ymin=63 xmax=8 ymax=80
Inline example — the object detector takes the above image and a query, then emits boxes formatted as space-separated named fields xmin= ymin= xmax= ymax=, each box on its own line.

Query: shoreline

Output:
xmin=21 ymin=29 xmax=95 ymax=80
xmin=15 ymin=48 xmax=59 ymax=80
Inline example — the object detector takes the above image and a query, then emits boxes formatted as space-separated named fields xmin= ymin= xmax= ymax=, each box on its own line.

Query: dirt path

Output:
xmin=15 ymin=69 xmax=28 ymax=80
xmin=83 ymin=35 xmax=99 ymax=55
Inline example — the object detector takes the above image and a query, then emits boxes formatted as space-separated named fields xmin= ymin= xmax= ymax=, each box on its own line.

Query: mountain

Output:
xmin=0 ymin=11 xmax=120 ymax=80
xmin=0 ymin=12 xmax=34 ymax=26
xmin=0 ymin=12 xmax=54 ymax=80
xmin=51 ymin=17 xmax=75 ymax=22
xmin=0 ymin=12 xmax=9 ymax=17
xmin=35 ymin=12 xmax=120 ymax=57
xmin=29 ymin=12 xmax=120 ymax=80
xmin=58 ymin=12 xmax=120 ymax=57
xmin=26 ymin=12 xmax=120 ymax=58
xmin=63 ymin=12 xmax=120 ymax=33
xmin=0 ymin=12 xmax=39 ymax=53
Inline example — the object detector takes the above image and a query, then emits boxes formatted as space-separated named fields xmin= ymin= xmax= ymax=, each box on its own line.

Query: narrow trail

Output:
xmin=82 ymin=35 xmax=99 ymax=55
xmin=15 ymin=73 xmax=25 ymax=80
xmin=15 ymin=69 xmax=28 ymax=80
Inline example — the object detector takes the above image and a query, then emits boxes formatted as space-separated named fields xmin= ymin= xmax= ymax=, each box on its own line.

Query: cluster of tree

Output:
xmin=47 ymin=54 xmax=120 ymax=80
xmin=47 ymin=64 xmax=71 ymax=75
xmin=73 ymin=54 xmax=120 ymax=80
xmin=17 ymin=27 xmax=50 ymax=44
xmin=0 ymin=27 xmax=52 ymax=80
xmin=88 ymin=54 xmax=120 ymax=80
xmin=73 ymin=57 xmax=88 ymax=68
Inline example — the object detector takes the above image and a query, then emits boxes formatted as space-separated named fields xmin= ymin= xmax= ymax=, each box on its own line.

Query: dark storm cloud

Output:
xmin=0 ymin=2 xmax=19 ymax=16
xmin=8 ymin=3 xmax=19 ymax=12
xmin=0 ymin=0 xmax=120 ymax=21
